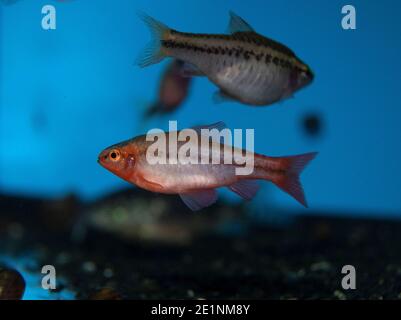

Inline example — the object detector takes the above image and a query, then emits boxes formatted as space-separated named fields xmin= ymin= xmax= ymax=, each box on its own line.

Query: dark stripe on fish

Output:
xmin=162 ymin=39 xmax=305 ymax=73
xmin=231 ymin=32 xmax=296 ymax=58
xmin=169 ymin=30 xmax=296 ymax=57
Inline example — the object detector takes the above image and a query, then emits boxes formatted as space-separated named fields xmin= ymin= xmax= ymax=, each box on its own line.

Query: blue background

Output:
xmin=1 ymin=0 xmax=401 ymax=216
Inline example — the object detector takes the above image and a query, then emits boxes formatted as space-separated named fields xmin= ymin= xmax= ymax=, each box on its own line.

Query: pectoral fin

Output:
xmin=180 ymin=62 xmax=205 ymax=77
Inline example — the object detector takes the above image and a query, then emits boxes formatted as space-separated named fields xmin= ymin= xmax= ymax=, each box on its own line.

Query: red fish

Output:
xmin=144 ymin=59 xmax=192 ymax=118
xmin=98 ymin=123 xmax=317 ymax=211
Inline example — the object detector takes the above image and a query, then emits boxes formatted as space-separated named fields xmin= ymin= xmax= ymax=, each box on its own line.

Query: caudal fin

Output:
xmin=271 ymin=152 xmax=317 ymax=207
xmin=136 ymin=12 xmax=170 ymax=68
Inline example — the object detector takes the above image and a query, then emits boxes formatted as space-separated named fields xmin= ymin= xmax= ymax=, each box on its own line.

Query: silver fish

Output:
xmin=98 ymin=122 xmax=317 ymax=211
xmin=137 ymin=11 xmax=314 ymax=106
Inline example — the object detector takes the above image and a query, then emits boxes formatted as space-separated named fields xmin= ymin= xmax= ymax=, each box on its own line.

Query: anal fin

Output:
xmin=228 ymin=180 xmax=259 ymax=200
xmin=179 ymin=189 xmax=218 ymax=211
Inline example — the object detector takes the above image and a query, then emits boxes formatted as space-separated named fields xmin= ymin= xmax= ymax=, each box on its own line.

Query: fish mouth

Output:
xmin=303 ymin=65 xmax=315 ymax=82
xmin=97 ymin=157 xmax=104 ymax=167
xmin=97 ymin=150 xmax=109 ymax=167
xmin=307 ymin=69 xmax=315 ymax=82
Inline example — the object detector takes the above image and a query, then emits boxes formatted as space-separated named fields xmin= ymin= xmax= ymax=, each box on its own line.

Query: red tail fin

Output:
xmin=271 ymin=152 xmax=317 ymax=207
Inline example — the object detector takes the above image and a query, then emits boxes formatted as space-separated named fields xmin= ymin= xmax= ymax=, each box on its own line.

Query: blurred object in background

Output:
xmin=75 ymin=189 xmax=241 ymax=245
xmin=89 ymin=287 xmax=122 ymax=300
xmin=76 ymin=188 xmax=246 ymax=245
xmin=0 ymin=266 xmax=26 ymax=300
xmin=0 ymin=188 xmax=246 ymax=247
xmin=40 ymin=194 xmax=81 ymax=233
xmin=0 ymin=193 xmax=81 ymax=242
xmin=143 ymin=59 xmax=192 ymax=119
xmin=300 ymin=111 xmax=324 ymax=139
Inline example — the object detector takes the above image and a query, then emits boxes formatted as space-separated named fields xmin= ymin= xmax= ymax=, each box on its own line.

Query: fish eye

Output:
xmin=109 ymin=149 xmax=121 ymax=162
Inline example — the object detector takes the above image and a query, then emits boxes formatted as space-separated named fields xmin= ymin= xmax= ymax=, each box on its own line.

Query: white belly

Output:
xmin=212 ymin=59 xmax=291 ymax=106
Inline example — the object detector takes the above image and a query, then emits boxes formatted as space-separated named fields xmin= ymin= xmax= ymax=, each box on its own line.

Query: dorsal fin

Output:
xmin=191 ymin=122 xmax=227 ymax=133
xmin=227 ymin=11 xmax=255 ymax=34
xmin=190 ymin=122 xmax=229 ymax=144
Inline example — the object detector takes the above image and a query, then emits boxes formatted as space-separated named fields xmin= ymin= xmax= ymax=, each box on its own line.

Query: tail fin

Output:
xmin=271 ymin=152 xmax=317 ymax=207
xmin=136 ymin=12 xmax=170 ymax=68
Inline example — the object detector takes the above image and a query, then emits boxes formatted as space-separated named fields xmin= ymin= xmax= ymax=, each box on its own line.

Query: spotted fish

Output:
xmin=137 ymin=11 xmax=314 ymax=106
